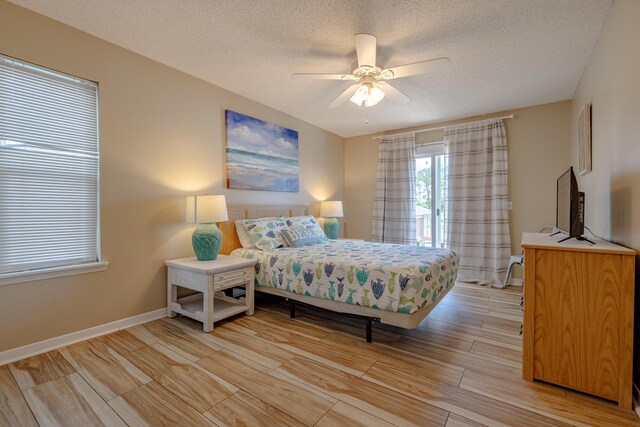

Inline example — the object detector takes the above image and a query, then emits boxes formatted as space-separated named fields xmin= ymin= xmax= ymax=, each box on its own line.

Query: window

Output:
xmin=0 ymin=54 xmax=103 ymax=283
xmin=415 ymin=141 xmax=446 ymax=248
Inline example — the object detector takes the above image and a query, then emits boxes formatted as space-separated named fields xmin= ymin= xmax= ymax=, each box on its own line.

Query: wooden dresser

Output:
xmin=521 ymin=233 xmax=635 ymax=408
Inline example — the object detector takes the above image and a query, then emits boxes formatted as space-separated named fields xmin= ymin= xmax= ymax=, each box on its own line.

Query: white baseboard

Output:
xmin=507 ymin=278 xmax=523 ymax=287
xmin=0 ymin=308 xmax=166 ymax=366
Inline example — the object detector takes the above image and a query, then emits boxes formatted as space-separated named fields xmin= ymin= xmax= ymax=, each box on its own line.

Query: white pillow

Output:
xmin=234 ymin=220 xmax=255 ymax=248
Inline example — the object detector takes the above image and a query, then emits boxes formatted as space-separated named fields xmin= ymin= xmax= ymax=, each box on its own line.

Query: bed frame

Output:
xmin=218 ymin=204 xmax=453 ymax=342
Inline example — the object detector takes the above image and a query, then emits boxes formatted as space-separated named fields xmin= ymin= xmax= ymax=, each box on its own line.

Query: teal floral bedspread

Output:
xmin=231 ymin=240 xmax=459 ymax=314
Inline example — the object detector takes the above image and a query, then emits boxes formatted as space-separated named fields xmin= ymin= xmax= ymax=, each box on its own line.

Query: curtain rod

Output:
xmin=372 ymin=114 xmax=514 ymax=140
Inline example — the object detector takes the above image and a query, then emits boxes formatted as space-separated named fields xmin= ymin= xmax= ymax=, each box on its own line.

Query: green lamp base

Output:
xmin=192 ymin=222 xmax=222 ymax=261
xmin=323 ymin=217 xmax=340 ymax=239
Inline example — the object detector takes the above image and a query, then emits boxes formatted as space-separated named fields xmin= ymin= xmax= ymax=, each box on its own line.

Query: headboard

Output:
xmin=219 ymin=204 xmax=309 ymax=255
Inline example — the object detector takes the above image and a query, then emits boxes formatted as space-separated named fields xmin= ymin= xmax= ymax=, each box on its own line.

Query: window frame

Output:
xmin=0 ymin=54 xmax=107 ymax=286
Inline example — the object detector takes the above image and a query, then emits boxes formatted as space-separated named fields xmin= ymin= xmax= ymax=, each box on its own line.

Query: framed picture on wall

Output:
xmin=225 ymin=110 xmax=299 ymax=192
xmin=577 ymin=103 xmax=592 ymax=175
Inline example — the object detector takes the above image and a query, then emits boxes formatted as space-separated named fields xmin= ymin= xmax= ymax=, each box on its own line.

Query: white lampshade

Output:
xmin=186 ymin=195 xmax=228 ymax=224
xmin=320 ymin=200 xmax=343 ymax=218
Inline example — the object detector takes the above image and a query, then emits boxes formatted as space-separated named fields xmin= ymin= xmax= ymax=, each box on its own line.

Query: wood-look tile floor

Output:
xmin=2 ymin=283 xmax=639 ymax=426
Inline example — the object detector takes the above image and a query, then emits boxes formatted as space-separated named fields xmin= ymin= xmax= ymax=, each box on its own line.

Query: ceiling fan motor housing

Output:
xmin=352 ymin=65 xmax=393 ymax=80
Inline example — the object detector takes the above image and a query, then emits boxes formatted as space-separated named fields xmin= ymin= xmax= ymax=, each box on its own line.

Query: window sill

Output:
xmin=0 ymin=262 xmax=109 ymax=286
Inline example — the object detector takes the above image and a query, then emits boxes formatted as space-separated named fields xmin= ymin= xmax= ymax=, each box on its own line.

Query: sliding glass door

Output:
xmin=416 ymin=154 xmax=446 ymax=247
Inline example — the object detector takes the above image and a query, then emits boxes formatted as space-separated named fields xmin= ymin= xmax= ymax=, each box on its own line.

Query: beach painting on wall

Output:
xmin=225 ymin=110 xmax=299 ymax=192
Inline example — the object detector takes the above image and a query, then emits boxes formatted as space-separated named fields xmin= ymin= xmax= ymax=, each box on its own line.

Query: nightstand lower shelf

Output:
xmin=173 ymin=293 xmax=249 ymax=323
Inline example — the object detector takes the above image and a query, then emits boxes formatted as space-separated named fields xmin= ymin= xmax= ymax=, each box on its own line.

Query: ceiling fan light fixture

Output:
xmin=349 ymin=83 xmax=385 ymax=107
xmin=366 ymin=85 xmax=385 ymax=106
xmin=350 ymin=84 xmax=369 ymax=106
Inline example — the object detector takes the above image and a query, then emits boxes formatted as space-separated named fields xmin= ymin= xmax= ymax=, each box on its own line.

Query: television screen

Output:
xmin=556 ymin=169 xmax=572 ymax=233
xmin=556 ymin=166 xmax=585 ymax=240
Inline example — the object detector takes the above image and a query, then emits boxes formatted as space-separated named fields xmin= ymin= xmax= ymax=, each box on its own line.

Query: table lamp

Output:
xmin=186 ymin=195 xmax=228 ymax=260
xmin=320 ymin=200 xmax=343 ymax=239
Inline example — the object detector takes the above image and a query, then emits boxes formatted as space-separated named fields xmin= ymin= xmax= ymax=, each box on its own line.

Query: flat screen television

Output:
xmin=555 ymin=167 xmax=591 ymax=243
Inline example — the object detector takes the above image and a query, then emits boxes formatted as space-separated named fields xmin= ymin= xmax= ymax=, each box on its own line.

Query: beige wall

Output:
xmin=344 ymin=101 xmax=572 ymax=261
xmin=569 ymin=0 xmax=640 ymax=389
xmin=0 ymin=1 xmax=344 ymax=352
xmin=570 ymin=0 xmax=640 ymax=249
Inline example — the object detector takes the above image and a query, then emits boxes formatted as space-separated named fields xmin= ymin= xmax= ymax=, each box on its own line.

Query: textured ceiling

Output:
xmin=9 ymin=0 xmax=611 ymax=137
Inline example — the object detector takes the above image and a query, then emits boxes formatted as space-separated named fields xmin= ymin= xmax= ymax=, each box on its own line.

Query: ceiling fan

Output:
xmin=293 ymin=33 xmax=450 ymax=108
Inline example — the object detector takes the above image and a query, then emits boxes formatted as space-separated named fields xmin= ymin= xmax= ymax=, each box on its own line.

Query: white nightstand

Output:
xmin=165 ymin=255 xmax=256 ymax=332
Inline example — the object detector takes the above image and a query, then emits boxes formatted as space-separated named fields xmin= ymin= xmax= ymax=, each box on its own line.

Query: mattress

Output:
xmin=231 ymin=240 xmax=458 ymax=315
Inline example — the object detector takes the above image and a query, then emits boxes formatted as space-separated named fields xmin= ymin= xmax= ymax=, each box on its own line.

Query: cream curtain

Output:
xmin=371 ymin=132 xmax=416 ymax=244
xmin=443 ymin=118 xmax=510 ymax=286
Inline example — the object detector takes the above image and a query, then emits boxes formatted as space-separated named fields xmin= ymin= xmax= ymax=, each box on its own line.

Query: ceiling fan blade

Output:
xmin=378 ymin=82 xmax=411 ymax=104
xmin=329 ymin=84 xmax=360 ymax=108
xmin=381 ymin=57 xmax=450 ymax=79
xmin=292 ymin=73 xmax=356 ymax=80
xmin=354 ymin=33 xmax=376 ymax=68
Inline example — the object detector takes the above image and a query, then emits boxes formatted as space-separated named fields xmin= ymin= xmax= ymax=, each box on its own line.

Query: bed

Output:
xmin=219 ymin=204 xmax=459 ymax=341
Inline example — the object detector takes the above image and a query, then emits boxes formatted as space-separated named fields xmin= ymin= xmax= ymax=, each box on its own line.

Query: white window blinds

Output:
xmin=0 ymin=54 xmax=99 ymax=275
